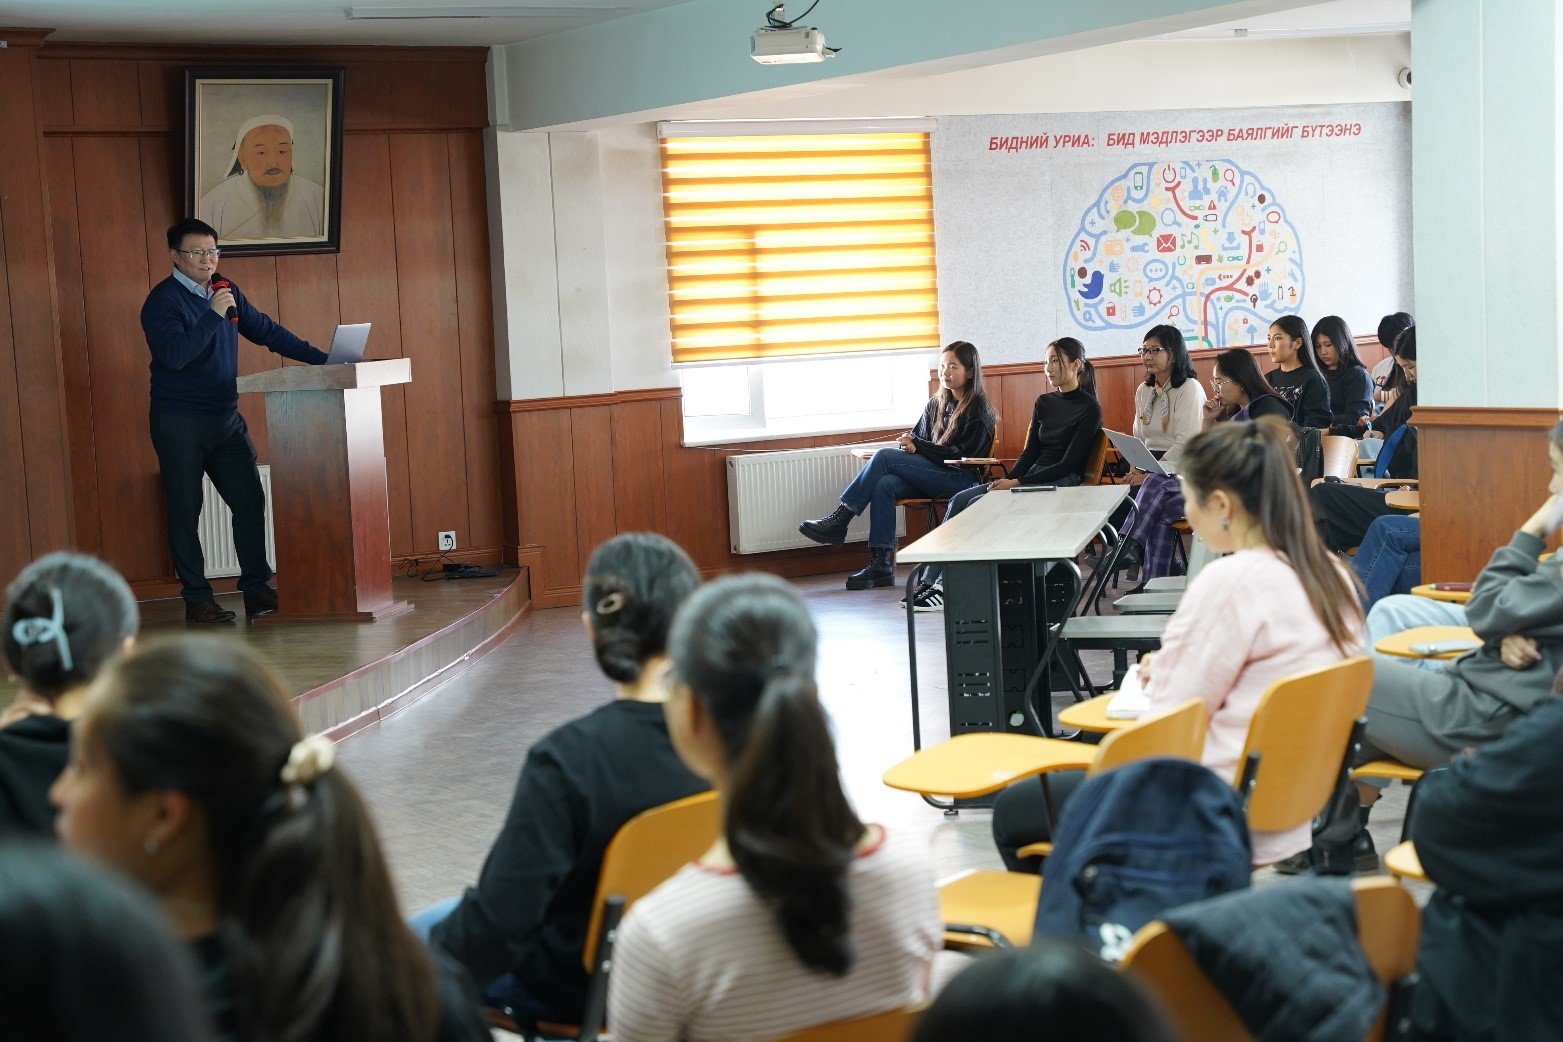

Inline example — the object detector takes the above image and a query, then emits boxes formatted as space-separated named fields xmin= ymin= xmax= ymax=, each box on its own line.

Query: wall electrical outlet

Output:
xmin=438 ymin=531 xmax=457 ymax=551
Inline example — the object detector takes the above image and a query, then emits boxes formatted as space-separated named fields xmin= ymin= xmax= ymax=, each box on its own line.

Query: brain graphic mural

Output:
xmin=1064 ymin=159 xmax=1304 ymax=348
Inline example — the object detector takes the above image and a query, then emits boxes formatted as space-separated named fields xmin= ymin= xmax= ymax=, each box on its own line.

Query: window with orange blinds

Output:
xmin=660 ymin=130 xmax=940 ymax=366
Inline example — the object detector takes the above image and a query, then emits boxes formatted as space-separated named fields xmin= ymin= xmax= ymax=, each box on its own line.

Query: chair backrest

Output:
xmin=769 ymin=1004 xmax=923 ymax=1042
xmin=1081 ymin=430 xmax=1112 ymax=485
xmin=1120 ymin=877 xmax=1418 ymax=1042
xmin=1321 ymin=435 xmax=1359 ymax=480
xmin=582 ymin=790 xmax=721 ymax=967
xmin=1238 ymin=656 xmax=1373 ymax=833
xmin=1089 ymin=698 xmax=1207 ymax=776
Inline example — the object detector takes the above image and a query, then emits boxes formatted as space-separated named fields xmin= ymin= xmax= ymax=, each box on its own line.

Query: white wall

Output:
xmin=489 ymin=33 xmax=1412 ymax=400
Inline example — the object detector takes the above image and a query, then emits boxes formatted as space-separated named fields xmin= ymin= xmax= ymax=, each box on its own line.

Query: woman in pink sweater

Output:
xmin=992 ymin=417 xmax=1364 ymax=868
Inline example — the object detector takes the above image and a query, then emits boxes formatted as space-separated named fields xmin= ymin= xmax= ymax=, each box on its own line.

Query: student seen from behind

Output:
xmin=418 ymin=532 xmax=709 ymax=1030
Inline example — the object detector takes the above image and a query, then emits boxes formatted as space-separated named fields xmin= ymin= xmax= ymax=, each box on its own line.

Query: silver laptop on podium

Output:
xmin=1105 ymin=429 xmax=1177 ymax=476
xmin=325 ymin=323 xmax=372 ymax=365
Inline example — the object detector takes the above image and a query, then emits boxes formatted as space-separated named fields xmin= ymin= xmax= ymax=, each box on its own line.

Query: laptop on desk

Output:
xmin=1106 ymin=429 xmax=1176 ymax=477
xmin=325 ymin=323 xmax=372 ymax=365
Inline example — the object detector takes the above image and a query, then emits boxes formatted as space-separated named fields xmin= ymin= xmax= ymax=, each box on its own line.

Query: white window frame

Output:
xmin=678 ymin=351 xmax=937 ymax=446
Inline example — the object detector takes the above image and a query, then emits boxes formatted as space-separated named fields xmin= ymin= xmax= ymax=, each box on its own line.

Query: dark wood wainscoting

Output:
xmin=1 ymin=38 xmax=501 ymax=593
xmin=1414 ymin=406 xmax=1562 ymax=582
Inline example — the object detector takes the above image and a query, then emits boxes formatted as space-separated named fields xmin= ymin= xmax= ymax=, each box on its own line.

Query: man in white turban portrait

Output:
xmin=197 ymin=114 xmax=325 ymax=241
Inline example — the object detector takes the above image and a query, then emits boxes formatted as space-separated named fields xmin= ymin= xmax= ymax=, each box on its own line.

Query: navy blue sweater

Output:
xmin=140 ymin=274 xmax=327 ymax=416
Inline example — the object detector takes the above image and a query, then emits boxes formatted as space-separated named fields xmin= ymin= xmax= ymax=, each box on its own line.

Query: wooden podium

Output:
xmin=237 ymin=359 xmax=413 ymax=623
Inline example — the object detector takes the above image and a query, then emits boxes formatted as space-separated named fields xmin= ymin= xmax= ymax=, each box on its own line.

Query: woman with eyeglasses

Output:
xmin=799 ymin=341 xmax=996 ymax=592
xmin=1131 ymin=325 xmax=1205 ymax=461
xmin=1110 ymin=349 xmax=1285 ymax=584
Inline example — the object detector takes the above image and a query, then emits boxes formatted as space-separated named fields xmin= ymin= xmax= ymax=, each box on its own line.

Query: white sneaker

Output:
xmin=904 ymin=581 xmax=944 ymax=612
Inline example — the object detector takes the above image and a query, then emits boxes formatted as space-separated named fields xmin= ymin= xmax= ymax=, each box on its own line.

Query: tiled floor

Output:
xmin=340 ymin=568 xmax=1418 ymax=914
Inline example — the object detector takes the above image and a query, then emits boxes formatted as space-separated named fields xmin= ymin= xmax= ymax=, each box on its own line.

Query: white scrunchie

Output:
xmin=280 ymin=734 xmax=336 ymax=785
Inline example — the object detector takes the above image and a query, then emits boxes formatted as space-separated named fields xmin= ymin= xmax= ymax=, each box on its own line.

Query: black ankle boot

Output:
xmin=845 ymin=547 xmax=895 ymax=590
xmin=799 ymin=504 xmax=854 ymax=546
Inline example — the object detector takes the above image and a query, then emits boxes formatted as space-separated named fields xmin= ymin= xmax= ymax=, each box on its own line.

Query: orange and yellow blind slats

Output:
xmin=661 ymin=132 xmax=940 ymax=365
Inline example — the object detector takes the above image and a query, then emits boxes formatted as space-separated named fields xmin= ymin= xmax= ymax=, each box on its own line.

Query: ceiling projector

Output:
xmin=750 ymin=25 xmax=832 ymax=64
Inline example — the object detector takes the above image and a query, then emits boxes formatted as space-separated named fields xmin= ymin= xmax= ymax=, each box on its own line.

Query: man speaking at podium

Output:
xmin=140 ymin=218 xmax=329 ymax=624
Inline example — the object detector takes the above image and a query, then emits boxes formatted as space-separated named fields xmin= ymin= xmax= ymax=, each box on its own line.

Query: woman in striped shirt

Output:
xmin=608 ymin=574 xmax=941 ymax=1042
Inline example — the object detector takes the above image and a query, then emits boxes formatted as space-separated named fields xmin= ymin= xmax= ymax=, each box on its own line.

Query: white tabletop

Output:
xmin=898 ymin=483 xmax=1131 ymax=563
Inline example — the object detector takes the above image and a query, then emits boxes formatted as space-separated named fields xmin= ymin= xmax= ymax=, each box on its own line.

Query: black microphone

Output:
xmin=210 ymin=276 xmax=238 ymax=324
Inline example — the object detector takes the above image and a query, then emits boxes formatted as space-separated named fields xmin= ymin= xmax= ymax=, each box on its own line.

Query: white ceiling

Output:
xmin=9 ymin=0 xmax=1411 ymax=49
xmin=2 ymin=0 xmax=701 ymax=47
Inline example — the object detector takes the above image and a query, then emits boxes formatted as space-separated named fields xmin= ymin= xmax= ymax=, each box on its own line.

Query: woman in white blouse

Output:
xmin=1131 ymin=324 xmax=1206 ymax=460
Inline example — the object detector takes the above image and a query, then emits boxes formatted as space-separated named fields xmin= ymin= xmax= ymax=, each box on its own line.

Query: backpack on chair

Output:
xmin=1034 ymin=758 xmax=1252 ymax=960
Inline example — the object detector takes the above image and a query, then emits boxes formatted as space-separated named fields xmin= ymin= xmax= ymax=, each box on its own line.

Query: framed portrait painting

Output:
xmin=184 ymin=67 xmax=345 ymax=256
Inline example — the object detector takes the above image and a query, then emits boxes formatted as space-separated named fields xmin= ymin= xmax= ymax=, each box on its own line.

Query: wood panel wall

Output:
xmin=1415 ymin=407 xmax=1562 ymax=582
xmin=24 ymin=41 xmax=499 ymax=596
xmin=0 ymin=32 xmax=75 ymax=587
xmin=496 ymin=346 xmax=1261 ymax=607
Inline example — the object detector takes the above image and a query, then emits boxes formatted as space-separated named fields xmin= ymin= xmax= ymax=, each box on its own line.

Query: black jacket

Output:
xmin=429 ymin=699 xmax=707 ymax=1021
xmin=1164 ymin=877 xmax=1383 ymax=1042
xmin=909 ymin=392 xmax=996 ymax=473
xmin=1411 ymin=695 xmax=1563 ymax=1042
xmin=0 ymin=714 xmax=70 ymax=839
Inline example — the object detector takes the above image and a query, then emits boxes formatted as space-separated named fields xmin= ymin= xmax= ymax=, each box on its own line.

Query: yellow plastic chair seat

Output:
xmin=1383 ymin=841 xmax=1427 ymax=883
xmin=1410 ymin=583 xmax=1473 ymax=605
xmin=1374 ymin=625 xmax=1480 ymax=660
xmin=1352 ymin=759 xmax=1425 ymax=784
xmin=882 ymin=733 xmax=1095 ymax=799
xmin=938 ymin=869 xmax=1041 ymax=949
xmin=1056 ymin=693 xmax=1130 ymax=734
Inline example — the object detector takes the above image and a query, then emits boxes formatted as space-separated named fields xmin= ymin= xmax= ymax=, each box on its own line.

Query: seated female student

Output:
xmin=0 ymin=843 xmax=213 ymax=1042
xmin=991 ymin=418 xmax=1364 ymax=870
xmin=1407 ymin=681 xmax=1563 ymax=1042
xmin=905 ymin=338 xmax=1101 ymax=610
xmin=50 ymin=636 xmax=490 ymax=1042
xmin=417 ymin=533 xmax=709 ymax=1030
xmin=1132 ymin=324 xmax=1205 ymax=459
xmin=1 ymin=552 xmax=138 ymax=838
xmin=909 ymin=939 xmax=1177 ymax=1042
xmin=1312 ymin=314 xmax=1374 ymax=430
xmin=1111 ymin=347 xmax=1285 ymax=582
xmin=1370 ymin=311 xmax=1414 ymax=407
xmin=1264 ymin=315 xmax=1332 ymax=428
xmin=608 ymin=574 xmax=941 ymax=1042
xmin=1309 ymin=327 xmax=1419 ymax=553
xmin=799 ymin=341 xmax=996 ymax=591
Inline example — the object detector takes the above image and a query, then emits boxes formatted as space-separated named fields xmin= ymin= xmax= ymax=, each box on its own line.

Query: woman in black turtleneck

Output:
xmin=906 ymin=337 xmax=1102 ymax=608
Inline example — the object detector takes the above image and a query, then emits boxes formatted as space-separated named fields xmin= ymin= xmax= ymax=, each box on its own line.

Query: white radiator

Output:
xmin=197 ymin=465 xmax=277 ymax=578
xmin=727 ymin=446 xmax=905 ymax=554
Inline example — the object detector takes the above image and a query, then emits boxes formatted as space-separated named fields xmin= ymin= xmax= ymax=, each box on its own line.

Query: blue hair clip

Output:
xmin=11 ymin=588 xmax=73 ymax=673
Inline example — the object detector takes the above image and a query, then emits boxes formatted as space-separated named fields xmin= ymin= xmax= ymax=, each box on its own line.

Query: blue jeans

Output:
xmin=1352 ymin=515 xmax=1422 ymax=610
xmin=839 ymin=448 xmax=976 ymax=549
xmin=1367 ymin=594 xmax=1468 ymax=672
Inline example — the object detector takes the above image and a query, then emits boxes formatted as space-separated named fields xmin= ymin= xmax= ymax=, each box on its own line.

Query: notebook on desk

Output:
xmin=1105 ymin=664 xmax=1151 ymax=719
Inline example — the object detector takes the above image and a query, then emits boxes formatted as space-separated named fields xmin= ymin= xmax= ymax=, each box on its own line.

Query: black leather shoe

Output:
xmin=845 ymin=547 xmax=896 ymax=590
xmin=799 ymin=504 xmax=854 ymax=546
xmin=186 ymin=600 xmax=237 ymax=625
xmin=244 ymin=586 xmax=279 ymax=619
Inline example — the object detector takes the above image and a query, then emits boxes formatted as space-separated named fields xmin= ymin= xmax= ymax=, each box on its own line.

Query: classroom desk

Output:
xmin=1055 ymin=692 xmax=1125 ymax=734
xmin=1411 ymin=583 xmax=1473 ymax=605
xmin=1374 ymin=625 xmax=1481 ymax=660
xmin=1385 ymin=489 xmax=1421 ymax=512
xmin=898 ymin=483 xmax=1131 ymax=759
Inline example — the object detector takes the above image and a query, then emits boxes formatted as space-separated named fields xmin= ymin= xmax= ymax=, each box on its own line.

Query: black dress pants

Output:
xmin=150 ymin=409 xmax=272 ymax=605
xmin=1309 ymin=481 xmax=1395 ymax=552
